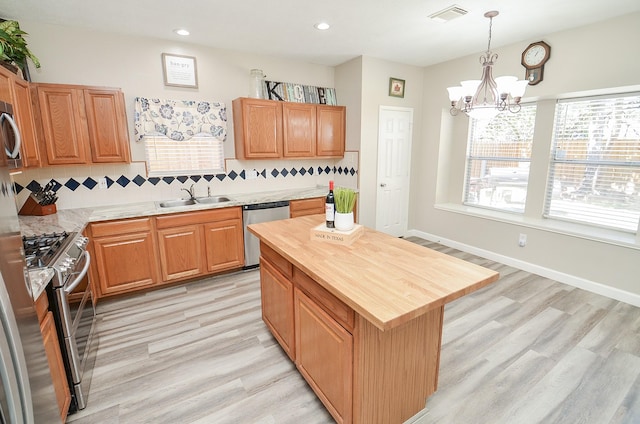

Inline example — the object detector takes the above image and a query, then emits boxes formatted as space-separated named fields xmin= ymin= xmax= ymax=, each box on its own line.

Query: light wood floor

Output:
xmin=66 ymin=238 xmax=640 ymax=424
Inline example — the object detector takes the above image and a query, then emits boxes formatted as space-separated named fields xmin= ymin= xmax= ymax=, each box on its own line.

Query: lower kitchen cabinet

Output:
xmin=295 ymin=288 xmax=353 ymax=424
xmin=260 ymin=243 xmax=354 ymax=424
xmin=260 ymin=258 xmax=295 ymax=360
xmin=203 ymin=217 xmax=244 ymax=272
xmin=88 ymin=218 xmax=159 ymax=297
xmin=157 ymin=225 xmax=204 ymax=281
xmin=35 ymin=292 xmax=71 ymax=423
xmin=289 ymin=197 xmax=325 ymax=218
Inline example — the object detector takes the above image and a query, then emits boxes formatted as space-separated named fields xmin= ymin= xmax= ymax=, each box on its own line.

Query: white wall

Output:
xmin=414 ymin=13 xmax=640 ymax=302
xmin=15 ymin=21 xmax=357 ymax=208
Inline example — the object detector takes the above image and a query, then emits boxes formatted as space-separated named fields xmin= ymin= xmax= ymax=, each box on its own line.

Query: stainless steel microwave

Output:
xmin=1 ymin=100 xmax=22 ymax=169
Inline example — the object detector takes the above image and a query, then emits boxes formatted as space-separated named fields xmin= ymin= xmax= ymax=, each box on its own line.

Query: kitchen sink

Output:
xmin=158 ymin=199 xmax=197 ymax=208
xmin=195 ymin=196 xmax=231 ymax=204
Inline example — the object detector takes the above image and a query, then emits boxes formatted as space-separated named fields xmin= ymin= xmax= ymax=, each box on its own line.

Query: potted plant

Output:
xmin=0 ymin=20 xmax=40 ymax=77
xmin=334 ymin=187 xmax=357 ymax=231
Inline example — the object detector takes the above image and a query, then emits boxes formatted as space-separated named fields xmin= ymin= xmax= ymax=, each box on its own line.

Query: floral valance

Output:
xmin=134 ymin=97 xmax=227 ymax=142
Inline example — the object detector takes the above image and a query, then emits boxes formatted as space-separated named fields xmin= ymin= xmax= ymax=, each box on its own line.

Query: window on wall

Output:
xmin=544 ymin=93 xmax=640 ymax=233
xmin=144 ymin=134 xmax=225 ymax=177
xmin=463 ymin=105 xmax=537 ymax=213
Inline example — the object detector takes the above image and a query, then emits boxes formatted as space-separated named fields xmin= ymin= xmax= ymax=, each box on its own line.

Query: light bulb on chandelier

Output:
xmin=447 ymin=11 xmax=529 ymax=120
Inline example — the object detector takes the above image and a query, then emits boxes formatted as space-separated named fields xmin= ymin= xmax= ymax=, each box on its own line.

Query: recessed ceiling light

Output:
xmin=174 ymin=28 xmax=190 ymax=36
xmin=314 ymin=22 xmax=330 ymax=30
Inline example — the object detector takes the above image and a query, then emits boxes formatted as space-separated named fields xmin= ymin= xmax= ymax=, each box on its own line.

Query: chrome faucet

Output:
xmin=181 ymin=184 xmax=195 ymax=200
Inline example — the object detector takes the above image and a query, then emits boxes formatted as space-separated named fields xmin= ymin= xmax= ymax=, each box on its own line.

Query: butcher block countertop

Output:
xmin=248 ymin=215 xmax=500 ymax=331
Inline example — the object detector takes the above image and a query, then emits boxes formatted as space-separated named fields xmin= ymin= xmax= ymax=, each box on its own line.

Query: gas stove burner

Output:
xmin=22 ymin=231 xmax=72 ymax=269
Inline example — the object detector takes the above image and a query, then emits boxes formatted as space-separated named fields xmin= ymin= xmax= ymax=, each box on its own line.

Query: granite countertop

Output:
xmin=18 ymin=186 xmax=329 ymax=235
xmin=29 ymin=268 xmax=54 ymax=301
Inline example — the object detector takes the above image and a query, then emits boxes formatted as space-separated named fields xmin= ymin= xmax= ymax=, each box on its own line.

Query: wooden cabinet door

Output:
xmin=317 ymin=105 xmax=345 ymax=157
xmin=289 ymin=197 xmax=325 ymax=218
xmin=295 ymin=288 xmax=353 ymax=424
xmin=203 ymin=219 xmax=244 ymax=272
xmin=157 ymin=225 xmax=204 ymax=282
xmin=11 ymin=77 xmax=40 ymax=167
xmin=37 ymin=85 xmax=89 ymax=165
xmin=40 ymin=311 xmax=71 ymax=422
xmin=260 ymin=259 xmax=295 ymax=360
xmin=233 ymin=97 xmax=282 ymax=159
xmin=84 ymin=89 xmax=131 ymax=163
xmin=283 ymin=103 xmax=316 ymax=157
xmin=93 ymin=231 xmax=158 ymax=296
xmin=0 ymin=66 xmax=12 ymax=103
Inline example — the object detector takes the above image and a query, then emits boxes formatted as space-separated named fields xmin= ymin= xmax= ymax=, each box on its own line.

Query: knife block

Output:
xmin=19 ymin=195 xmax=57 ymax=216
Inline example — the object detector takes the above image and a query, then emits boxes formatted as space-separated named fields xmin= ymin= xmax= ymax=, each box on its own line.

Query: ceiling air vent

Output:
xmin=429 ymin=5 xmax=468 ymax=22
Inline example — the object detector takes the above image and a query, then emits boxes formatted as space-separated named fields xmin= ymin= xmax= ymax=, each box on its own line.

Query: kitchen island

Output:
xmin=248 ymin=215 xmax=500 ymax=424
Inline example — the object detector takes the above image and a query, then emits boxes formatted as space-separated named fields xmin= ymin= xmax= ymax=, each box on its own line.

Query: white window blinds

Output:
xmin=544 ymin=93 xmax=640 ymax=233
xmin=464 ymin=105 xmax=537 ymax=213
xmin=144 ymin=134 xmax=224 ymax=177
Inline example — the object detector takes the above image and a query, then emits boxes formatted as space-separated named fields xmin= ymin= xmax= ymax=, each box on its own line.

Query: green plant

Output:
xmin=334 ymin=187 xmax=356 ymax=213
xmin=0 ymin=20 xmax=40 ymax=70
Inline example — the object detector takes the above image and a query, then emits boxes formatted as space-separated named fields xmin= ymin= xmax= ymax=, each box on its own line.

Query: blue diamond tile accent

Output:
xmin=83 ymin=177 xmax=97 ymax=190
xmin=116 ymin=176 xmax=130 ymax=187
xmin=65 ymin=178 xmax=81 ymax=191
xmin=338 ymin=167 xmax=344 ymax=175
xmin=50 ymin=180 xmax=62 ymax=191
xmin=176 ymin=175 xmax=189 ymax=184
xmin=350 ymin=168 xmax=356 ymax=176
xmin=332 ymin=166 xmax=337 ymax=174
xmin=308 ymin=167 xmax=314 ymax=175
xmin=228 ymin=170 xmax=238 ymax=180
xmin=26 ymin=180 xmax=40 ymax=192
xmin=324 ymin=166 xmax=331 ymax=174
xmin=317 ymin=167 xmax=323 ymax=175
xmin=260 ymin=169 xmax=267 ymax=178
xmin=239 ymin=170 xmax=246 ymax=179
xmin=271 ymin=169 xmax=279 ymax=178
xmin=162 ymin=176 xmax=175 ymax=185
xmin=148 ymin=177 xmax=160 ymax=185
xmin=299 ymin=168 xmax=306 ymax=176
xmin=281 ymin=168 xmax=289 ymax=177
xmin=14 ymin=182 xmax=23 ymax=194
xmin=132 ymin=175 xmax=146 ymax=186
xmin=190 ymin=175 xmax=202 ymax=183
xmin=216 ymin=174 xmax=225 ymax=181
xmin=203 ymin=174 xmax=214 ymax=182
xmin=105 ymin=177 xmax=114 ymax=188
xmin=290 ymin=168 xmax=298 ymax=176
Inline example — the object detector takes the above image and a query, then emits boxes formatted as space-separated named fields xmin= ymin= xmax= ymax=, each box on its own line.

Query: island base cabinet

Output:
xmin=353 ymin=307 xmax=444 ymax=424
xmin=259 ymin=259 xmax=294 ymax=360
xmin=295 ymin=288 xmax=353 ymax=424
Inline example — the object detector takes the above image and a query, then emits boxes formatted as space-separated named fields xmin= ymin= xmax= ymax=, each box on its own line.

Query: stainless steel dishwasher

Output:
xmin=243 ymin=201 xmax=290 ymax=268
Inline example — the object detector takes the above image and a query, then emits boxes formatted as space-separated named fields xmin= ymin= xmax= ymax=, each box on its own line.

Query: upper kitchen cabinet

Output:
xmin=0 ymin=65 xmax=12 ymax=102
xmin=12 ymin=79 xmax=41 ymax=167
xmin=282 ymin=103 xmax=316 ymax=157
xmin=233 ymin=97 xmax=283 ymax=159
xmin=233 ymin=97 xmax=345 ymax=159
xmin=37 ymin=83 xmax=131 ymax=165
xmin=316 ymin=105 xmax=345 ymax=157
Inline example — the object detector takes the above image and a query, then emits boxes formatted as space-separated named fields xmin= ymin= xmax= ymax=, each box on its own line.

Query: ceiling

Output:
xmin=3 ymin=0 xmax=640 ymax=67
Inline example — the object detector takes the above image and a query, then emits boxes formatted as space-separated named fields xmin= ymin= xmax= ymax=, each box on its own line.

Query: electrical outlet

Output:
xmin=98 ymin=177 xmax=108 ymax=189
xmin=247 ymin=169 xmax=258 ymax=179
xmin=518 ymin=233 xmax=527 ymax=247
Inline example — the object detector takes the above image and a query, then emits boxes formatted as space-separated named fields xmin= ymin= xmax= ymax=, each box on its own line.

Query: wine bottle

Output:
xmin=326 ymin=180 xmax=335 ymax=228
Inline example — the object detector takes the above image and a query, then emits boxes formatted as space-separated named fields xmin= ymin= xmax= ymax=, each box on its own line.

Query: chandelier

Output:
xmin=447 ymin=11 xmax=529 ymax=120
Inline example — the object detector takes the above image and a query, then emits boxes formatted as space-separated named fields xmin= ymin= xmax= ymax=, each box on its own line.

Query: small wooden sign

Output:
xmin=310 ymin=223 xmax=364 ymax=246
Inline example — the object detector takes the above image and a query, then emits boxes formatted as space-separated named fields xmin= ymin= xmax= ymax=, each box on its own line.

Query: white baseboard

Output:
xmin=406 ymin=229 xmax=640 ymax=308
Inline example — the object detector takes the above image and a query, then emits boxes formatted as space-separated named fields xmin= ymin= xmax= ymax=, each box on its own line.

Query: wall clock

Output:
xmin=521 ymin=41 xmax=551 ymax=85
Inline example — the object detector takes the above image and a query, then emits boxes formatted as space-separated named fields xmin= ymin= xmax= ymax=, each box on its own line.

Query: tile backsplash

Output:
xmin=12 ymin=152 xmax=359 ymax=210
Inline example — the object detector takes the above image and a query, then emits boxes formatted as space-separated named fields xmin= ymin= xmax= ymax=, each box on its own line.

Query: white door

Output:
xmin=376 ymin=106 xmax=413 ymax=236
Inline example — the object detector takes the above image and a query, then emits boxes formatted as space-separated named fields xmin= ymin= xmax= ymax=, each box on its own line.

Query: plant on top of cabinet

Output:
xmin=0 ymin=20 xmax=40 ymax=73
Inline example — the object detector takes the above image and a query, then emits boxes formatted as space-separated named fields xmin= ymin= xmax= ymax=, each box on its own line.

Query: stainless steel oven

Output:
xmin=0 ymin=100 xmax=22 ymax=170
xmin=24 ymin=231 xmax=98 ymax=413
xmin=47 ymin=232 xmax=97 ymax=412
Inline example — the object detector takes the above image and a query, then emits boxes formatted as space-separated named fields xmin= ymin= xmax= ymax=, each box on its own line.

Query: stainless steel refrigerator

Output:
xmin=0 ymin=148 xmax=59 ymax=419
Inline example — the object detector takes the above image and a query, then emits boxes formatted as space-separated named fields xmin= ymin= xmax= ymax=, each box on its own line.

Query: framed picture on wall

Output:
xmin=389 ymin=77 xmax=405 ymax=98
xmin=162 ymin=53 xmax=198 ymax=88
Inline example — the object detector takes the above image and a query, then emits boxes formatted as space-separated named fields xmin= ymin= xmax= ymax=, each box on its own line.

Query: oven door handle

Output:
xmin=64 ymin=251 xmax=91 ymax=294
